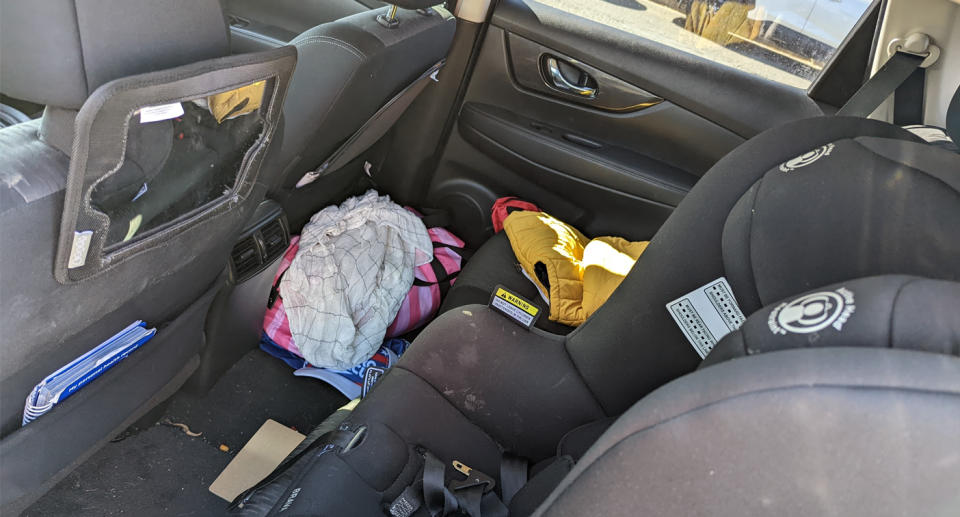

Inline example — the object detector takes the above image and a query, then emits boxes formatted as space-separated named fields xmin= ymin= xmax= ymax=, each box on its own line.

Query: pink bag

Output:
xmin=263 ymin=210 xmax=466 ymax=357
xmin=385 ymin=214 xmax=465 ymax=337
xmin=263 ymin=235 xmax=302 ymax=356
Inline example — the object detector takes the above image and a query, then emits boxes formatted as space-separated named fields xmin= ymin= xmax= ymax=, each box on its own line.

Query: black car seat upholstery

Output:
xmin=0 ymin=0 xmax=295 ymax=512
xmin=232 ymin=109 xmax=960 ymax=516
xmin=534 ymin=275 xmax=960 ymax=517
xmin=440 ymin=83 xmax=960 ymax=335
xmin=261 ymin=2 xmax=456 ymax=226
xmin=227 ymin=0 xmax=390 ymax=54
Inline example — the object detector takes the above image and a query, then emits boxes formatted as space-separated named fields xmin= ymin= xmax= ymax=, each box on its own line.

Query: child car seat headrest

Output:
xmin=720 ymin=131 xmax=960 ymax=312
xmin=702 ymin=275 xmax=960 ymax=368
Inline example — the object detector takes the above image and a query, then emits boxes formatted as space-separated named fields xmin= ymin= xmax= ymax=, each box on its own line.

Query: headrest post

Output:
xmin=377 ymin=5 xmax=401 ymax=28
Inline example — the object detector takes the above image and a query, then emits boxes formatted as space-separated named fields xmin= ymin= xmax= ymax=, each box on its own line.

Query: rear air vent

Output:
xmin=260 ymin=219 xmax=287 ymax=262
xmin=229 ymin=211 xmax=289 ymax=283
xmin=230 ymin=236 xmax=261 ymax=280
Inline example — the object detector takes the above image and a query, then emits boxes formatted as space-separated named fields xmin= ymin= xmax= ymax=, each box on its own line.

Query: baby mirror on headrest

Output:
xmin=56 ymin=48 xmax=296 ymax=283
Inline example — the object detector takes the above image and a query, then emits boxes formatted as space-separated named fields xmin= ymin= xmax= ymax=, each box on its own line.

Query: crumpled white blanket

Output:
xmin=280 ymin=190 xmax=433 ymax=369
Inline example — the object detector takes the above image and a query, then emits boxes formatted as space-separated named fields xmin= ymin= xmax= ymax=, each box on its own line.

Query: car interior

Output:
xmin=0 ymin=0 xmax=958 ymax=515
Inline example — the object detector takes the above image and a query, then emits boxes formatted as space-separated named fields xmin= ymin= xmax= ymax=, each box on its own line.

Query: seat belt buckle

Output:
xmin=449 ymin=460 xmax=496 ymax=494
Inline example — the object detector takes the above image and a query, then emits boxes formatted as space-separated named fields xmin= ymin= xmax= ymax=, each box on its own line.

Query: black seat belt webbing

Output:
xmin=423 ymin=453 xmax=458 ymax=516
xmin=946 ymin=84 xmax=960 ymax=145
xmin=400 ymin=452 xmax=510 ymax=517
xmin=893 ymin=66 xmax=926 ymax=126
xmin=499 ymin=454 xmax=528 ymax=507
xmin=837 ymin=51 xmax=926 ymax=119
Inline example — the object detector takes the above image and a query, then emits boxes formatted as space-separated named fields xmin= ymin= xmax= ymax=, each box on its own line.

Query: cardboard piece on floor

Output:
xmin=209 ymin=419 xmax=305 ymax=502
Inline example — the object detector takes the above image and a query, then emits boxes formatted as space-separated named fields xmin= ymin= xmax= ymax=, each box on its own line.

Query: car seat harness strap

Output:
xmin=389 ymin=451 xmax=527 ymax=517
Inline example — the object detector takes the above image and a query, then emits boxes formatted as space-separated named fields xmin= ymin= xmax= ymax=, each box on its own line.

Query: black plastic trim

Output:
xmin=228 ymin=200 xmax=289 ymax=284
xmin=458 ymin=103 xmax=694 ymax=206
xmin=506 ymin=32 xmax=663 ymax=112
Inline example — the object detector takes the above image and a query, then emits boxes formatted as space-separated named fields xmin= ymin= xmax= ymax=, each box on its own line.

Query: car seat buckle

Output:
xmin=449 ymin=460 xmax=496 ymax=493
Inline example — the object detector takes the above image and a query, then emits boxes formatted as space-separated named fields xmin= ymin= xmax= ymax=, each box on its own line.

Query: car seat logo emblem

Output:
xmin=768 ymin=287 xmax=855 ymax=335
xmin=779 ymin=143 xmax=835 ymax=172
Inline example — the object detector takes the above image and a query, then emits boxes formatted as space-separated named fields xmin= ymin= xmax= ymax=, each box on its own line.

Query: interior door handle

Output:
xmin=544 ymin=57 xmax=597 ymax=98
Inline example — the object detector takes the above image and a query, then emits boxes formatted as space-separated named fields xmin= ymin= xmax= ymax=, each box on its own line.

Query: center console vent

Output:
xmin=230 ymin=237 xmax=261 ymax=280
xmin=260 ymin=218 xmax=287 ymax=260
xmin=229 ymin=200 xmax=289 ymax=284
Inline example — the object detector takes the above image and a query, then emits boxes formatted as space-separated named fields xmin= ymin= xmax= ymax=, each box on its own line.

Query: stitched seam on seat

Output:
xmin=745 ymin=175 xmax=764 ymax=307
xmin=887 ymin=277 xmax=921 ymax=349
xmin=292 ymin=35 xmax=366 ymax=60
xmin=556 ymin=342 xmax=610 ymax=417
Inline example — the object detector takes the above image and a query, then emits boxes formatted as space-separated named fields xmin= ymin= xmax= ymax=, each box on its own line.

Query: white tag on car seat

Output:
xmin=666 ymin=277 xmax=745 ymax=359
xmin=139 ymin=102 xmax=184 ymax=123
xmin=67 ymin=230 xmax=94 ymax=269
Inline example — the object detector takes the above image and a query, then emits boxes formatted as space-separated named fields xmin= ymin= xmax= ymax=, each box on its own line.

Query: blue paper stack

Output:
xmin=22 ymin=321 xmax=156 ymax=426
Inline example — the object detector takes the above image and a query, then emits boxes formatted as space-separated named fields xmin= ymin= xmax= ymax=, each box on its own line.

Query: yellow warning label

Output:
xmin=495 ymin=288 xmax=540 ymax=317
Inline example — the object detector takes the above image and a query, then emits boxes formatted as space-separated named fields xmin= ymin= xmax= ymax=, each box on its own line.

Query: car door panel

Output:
xmin=491 ymin=0 xmax=824 ymax=137
xmin=426 ymin=0 xmax=824 ymax=247
xmin=507 ymin=33 xmax=665 ymax=112
xmin=459 ymin=103 xmax=695 ymax=207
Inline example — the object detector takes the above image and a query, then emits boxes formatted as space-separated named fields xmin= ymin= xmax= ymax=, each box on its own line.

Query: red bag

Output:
xmin=491 ymin=196 xmax=540 ymax=233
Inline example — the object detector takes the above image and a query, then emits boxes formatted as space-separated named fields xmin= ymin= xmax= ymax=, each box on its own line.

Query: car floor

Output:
xmin=23 ymin=348 xmax=347 ymax=517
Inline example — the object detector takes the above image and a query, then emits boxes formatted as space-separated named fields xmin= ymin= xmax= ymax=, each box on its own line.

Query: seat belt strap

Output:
xmin=499 ymin=453 xmax=528 ymax=506
xmin=893 ymin=66 xmax=926 ymax=126
xmin=294 ymin=60 xmax=445 ymax=188
xmin=423 ymin=453 xmax=458 ymax=516
xmin=946 ymin=84 xmax=960 ymax=145
xmin=837 ymin=51 xmax=926 ymax=119
xmin=392 ymin=451 xmax=511 ymax=517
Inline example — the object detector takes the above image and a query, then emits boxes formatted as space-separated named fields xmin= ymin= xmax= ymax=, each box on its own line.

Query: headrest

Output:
xmin=392 ymin=0 xmax=445 ymax=9
xmin=0 ymin=0 xmax=229 ymax=110
xmin=721 ymin=132 xmax=960 ymax=312
xmin=947 ymin=82 xmax=959 ymax=146
xmin=702 ymin=275 xmax=960 ymax=368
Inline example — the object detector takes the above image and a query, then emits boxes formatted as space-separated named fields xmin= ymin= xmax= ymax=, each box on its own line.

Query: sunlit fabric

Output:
xmin=503 ymin=211 xmax=647 ymax=326
xmin=582 ymin=237 xmax=648 ymax=317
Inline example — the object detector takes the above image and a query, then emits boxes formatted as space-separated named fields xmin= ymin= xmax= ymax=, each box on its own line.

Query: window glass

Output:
xmin=534 ymin=0 xmax=873 ymax=88
xmin=91 ymin=81 xmax=266 ymax=248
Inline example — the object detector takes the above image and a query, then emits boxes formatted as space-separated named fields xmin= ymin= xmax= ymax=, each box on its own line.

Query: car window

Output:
xmin=533 ymin=0 xmax=873 ymax=89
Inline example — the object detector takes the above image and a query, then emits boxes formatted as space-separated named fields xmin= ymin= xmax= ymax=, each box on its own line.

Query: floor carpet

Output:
xmin=24 ymin=348 xmax=347 ymax=517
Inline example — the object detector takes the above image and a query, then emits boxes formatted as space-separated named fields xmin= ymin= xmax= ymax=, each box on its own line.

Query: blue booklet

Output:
xmin=22 ymin=321 xmax=156 ymax=426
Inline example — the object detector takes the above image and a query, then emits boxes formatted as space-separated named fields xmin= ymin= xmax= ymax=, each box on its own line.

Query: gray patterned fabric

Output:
xmin=280 ymin=190 xmax=433 ymax=368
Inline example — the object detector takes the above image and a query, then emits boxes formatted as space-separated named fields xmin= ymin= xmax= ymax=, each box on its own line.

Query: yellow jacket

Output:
xmin=207 ymin=81 xmax=265 ymax=123
xmin=503 ymin=211 xmax=648 ymax=326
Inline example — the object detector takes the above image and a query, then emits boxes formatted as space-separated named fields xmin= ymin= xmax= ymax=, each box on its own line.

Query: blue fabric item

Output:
xmin=259 ymin=334 xmax=411 ymax=399
xmin=259 ymin=333 xmax=308 ymax=369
